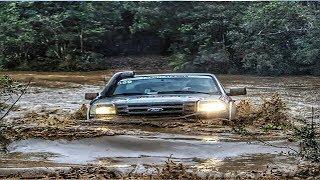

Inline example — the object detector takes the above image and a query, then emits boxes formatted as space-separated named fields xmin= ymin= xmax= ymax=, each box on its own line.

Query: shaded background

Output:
xmin=0 ymin=1 xmax=319 ymax=75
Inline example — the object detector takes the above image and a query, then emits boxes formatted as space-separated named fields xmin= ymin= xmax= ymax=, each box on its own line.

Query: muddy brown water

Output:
xmin=3 ymin=72 xmax=319 ymax=121
xmin=6 ymin=134 xmax=297 ymax=173
xmin=1 ymin=71 xmax=319 ymax=173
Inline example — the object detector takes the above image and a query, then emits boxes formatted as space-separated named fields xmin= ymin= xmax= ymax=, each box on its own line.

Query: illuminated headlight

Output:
xmin=197 ymin=100 xmax=227 ymax=113
xmin=94 ymin=105 xmax=116 ymax=115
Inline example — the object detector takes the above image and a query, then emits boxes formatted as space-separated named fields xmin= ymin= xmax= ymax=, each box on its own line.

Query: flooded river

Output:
xmin=4 ymin=72 xmax=319 ymax=121
xmin=1 ymin=71 xmax=319 ymax=174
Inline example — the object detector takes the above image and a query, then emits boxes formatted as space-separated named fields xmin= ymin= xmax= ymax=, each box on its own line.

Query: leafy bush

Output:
xmin=169 ymin=53 xmax=189 ymax=71
xmin=0 ymin=75 xmax=15 ymax=151
xmin=56 ymin=51 xmax=105 ymax=71
xmin=0 ymin=2 xmax=120 ymax=71
xmin=0 ymin=75 xmax=13 ymax=93
xmin=294 ymin=117 xmax=320 ymax=162
xmin=230 ymin=2 xmax=320 ymax=75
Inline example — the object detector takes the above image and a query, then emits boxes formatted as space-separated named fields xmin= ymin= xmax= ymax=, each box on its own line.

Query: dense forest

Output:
xmin=0 ymin=1 xmax=319 ymax=75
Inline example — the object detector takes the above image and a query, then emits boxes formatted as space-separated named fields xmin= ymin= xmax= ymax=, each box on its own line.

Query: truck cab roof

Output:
xmin=135 ymin=73 xmax=217 ymax=78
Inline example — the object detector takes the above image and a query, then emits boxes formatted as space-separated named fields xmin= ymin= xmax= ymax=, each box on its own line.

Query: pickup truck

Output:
xmin=85 ymin=71 xmax=246 ymax=120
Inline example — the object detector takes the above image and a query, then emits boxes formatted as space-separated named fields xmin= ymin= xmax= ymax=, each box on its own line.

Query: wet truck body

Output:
xmin=85 ymin=71 xmax=246 ymax=120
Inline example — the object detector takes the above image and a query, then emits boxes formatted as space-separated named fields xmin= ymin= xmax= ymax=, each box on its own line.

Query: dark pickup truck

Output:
xmin=85 ymin=71 xmax=246 ymax=120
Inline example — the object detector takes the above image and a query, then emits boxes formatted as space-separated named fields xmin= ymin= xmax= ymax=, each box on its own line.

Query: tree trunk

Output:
xmin=80 ymin=29 xmax=84 ymax=53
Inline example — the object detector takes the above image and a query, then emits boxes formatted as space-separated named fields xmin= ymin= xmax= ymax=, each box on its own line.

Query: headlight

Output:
xmin=197 ymin=100 xmax=227 ymax=113
xmin=94 ymin=105 xmax=116 ymax=115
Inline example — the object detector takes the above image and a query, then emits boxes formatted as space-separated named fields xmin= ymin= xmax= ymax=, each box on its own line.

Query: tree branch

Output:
xmin=0 ymin=81 xmax=30 ymax=121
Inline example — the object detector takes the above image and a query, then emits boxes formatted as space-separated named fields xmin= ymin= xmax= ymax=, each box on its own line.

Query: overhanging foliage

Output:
xmin=0 ymin=2 xmax=319 ymax=75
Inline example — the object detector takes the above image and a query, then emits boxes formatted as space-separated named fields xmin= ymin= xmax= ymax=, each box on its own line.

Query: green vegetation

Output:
xmin=0 ymin=2 xmax=319 ymax=75
xmin=295 ymin=115 xmax=320 ymax=162
xmin=0 ymin=75 xmax=14 ymax=151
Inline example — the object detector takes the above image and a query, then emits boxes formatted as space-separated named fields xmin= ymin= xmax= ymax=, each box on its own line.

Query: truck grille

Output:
xmin=116 ymin=102 xmax=196 ymax=115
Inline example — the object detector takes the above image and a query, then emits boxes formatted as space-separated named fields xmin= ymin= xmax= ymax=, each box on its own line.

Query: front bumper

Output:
xmin=87 ymin=111 xmax=230 ymax=121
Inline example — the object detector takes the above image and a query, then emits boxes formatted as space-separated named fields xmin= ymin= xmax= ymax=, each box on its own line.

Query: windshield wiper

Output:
xmin=157 ymin=90 xmax=212 ymax=94
xmin=114 ymin=91 xmax=214 ymax=96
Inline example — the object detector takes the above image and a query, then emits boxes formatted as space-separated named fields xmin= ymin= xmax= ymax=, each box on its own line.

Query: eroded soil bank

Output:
xmin=0 ymin=71 xmax=319 ymax=179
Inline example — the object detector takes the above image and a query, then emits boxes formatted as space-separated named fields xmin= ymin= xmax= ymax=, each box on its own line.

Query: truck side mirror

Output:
xmin=85 ymin=93 xmax=99 ymax=100
xmin=226 ymin=87 xmax=247 ymax=96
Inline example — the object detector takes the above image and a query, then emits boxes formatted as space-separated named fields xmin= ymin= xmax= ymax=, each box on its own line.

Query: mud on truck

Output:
xmin=85 ymin=71 xmax=246 ymax=121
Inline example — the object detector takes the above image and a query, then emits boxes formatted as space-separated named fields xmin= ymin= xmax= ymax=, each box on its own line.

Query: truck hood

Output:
xmin=94 ymin=94 xmax=222 ymax=105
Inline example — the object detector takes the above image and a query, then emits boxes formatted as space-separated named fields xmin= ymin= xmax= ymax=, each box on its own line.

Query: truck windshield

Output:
xmin=113 ymin=76 xmax=220 ymax=96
